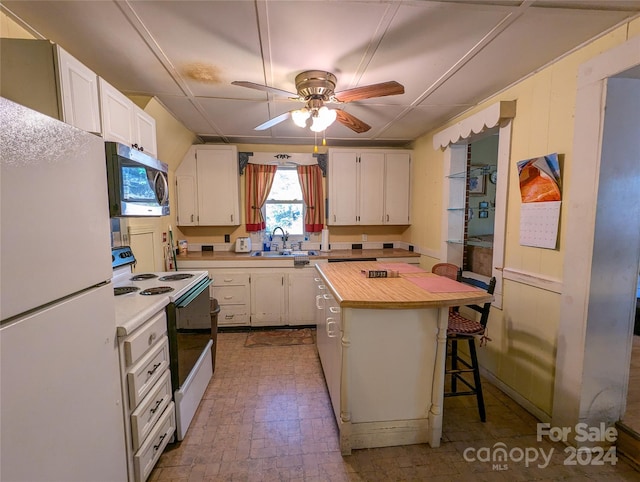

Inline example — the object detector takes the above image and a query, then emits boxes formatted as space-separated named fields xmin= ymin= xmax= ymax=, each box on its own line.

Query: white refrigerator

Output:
xmin=0 ymin=98 xmax=127 ymax=481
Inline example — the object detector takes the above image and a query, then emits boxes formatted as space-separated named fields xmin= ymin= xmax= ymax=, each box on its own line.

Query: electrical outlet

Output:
xmin=362 ymin=234 xmax=367 ymax=241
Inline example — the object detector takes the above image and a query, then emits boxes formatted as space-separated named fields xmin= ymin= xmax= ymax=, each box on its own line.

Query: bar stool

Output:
xmin=445 ymin=271 xmax=496 ymax=422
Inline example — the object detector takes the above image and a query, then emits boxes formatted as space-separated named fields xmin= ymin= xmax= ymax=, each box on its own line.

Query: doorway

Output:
xmin=552 ymin=35 xmax=640 ymax=440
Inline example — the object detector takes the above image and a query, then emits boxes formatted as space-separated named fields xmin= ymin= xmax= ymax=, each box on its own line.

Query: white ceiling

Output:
xmin=3 ymin=0 xmax=640 ymax=147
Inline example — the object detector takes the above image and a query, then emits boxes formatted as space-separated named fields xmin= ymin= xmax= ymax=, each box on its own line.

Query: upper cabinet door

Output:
xmin=133 ymin=109 xmax=157 ymax=159
xmin=55 ymin=46 xmax=101 ymax=134
xmin=328 ymin=151 xmax=358 ymax=225
xmin=384 ymin=152 xmax=411 ymax=224
xmin=358 ymin=152 xmax=385 ymax=225
xmin=99 ymin=78 xmax=134 ymax=146
xmin=195 ymin=146 xmax=240 ymax=226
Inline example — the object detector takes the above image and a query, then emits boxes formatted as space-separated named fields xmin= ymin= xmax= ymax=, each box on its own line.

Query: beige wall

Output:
xmin=408 ymin=18 xmax=640 ymax=418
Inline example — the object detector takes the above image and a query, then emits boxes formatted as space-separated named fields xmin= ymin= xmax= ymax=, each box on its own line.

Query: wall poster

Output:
xmin=517 ymin=153 xmax=561 ymax=249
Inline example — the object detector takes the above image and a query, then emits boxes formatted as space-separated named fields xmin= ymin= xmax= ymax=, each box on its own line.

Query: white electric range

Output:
xmin=111 ymin=246 xmax=213 ymax=442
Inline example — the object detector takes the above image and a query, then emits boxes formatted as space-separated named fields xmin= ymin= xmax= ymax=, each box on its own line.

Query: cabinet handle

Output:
xmin=329 ymin=306 xmax=341 ymax=314
xmin=386 ymin=214 xmax=389 ymax=222
xmin=153 ymin=433 xmax=167 ymax=452
xmin=223 ymin=278 xmax=234 ymax=282
xmin=148 ymin=332 xmax=157 ymax=345
xmin=139 ymin=146 xmax=144 ymax=152
xmin=314 ymin=278 xmax=321 ymax=282
xmin=191 ymin=214 xmax=194 ymax=222
xmin=315 ymin=294 xmax=323 ymax=310
xmin=132 ymin=143 xmax=138 ymax=149
xmin=147 ymin=362 xmax=161 ymax=377
xmin=223 ymin=295 xmax=233 ymax=300
xmin=333 ymin=214 xmax=336 ymax=222
xmin=230 ymin=214 xmax=234 ymax=222
xmin=326 ymin=318 xmax=338 ymax=337
xmin=150 ymin=399 xmax=163 ymax=414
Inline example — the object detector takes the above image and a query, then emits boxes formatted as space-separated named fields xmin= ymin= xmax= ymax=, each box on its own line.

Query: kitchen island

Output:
xmin=314 ymin=261 xmax=492 ymax=455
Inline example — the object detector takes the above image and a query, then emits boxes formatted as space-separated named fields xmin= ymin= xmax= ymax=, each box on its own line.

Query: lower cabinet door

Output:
xmin=134 ymin=401 xmax=175 ymax=482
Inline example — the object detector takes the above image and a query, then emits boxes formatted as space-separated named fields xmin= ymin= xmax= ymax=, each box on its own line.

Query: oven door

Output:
xmin=166 ymin=277 xmax=213 ymax=440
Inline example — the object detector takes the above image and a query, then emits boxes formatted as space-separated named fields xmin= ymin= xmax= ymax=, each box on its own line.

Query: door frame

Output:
xmin=552 ymin=34 xmax=640 ymax=439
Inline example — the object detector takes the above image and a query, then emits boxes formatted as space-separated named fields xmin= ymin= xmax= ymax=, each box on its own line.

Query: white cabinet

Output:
xmin=0 ymin=39 xmax=101 ymax=133
xmin=288 ymin=268 xmax=318 ymax=325
xmin=251 ymin=272 xmax=285 ymax=326
xmin=100 ymin=78 xmax=157 ymax=158
xmin=328 ymin=149 xmax=411 ymax=226
xmin=117 ymin=309 xmax=174 ymax=482
xmin=209 ymin=271 xmax=250 ymax=327
xmin=176 ymin=145 xmax=240 ymax=226
xmin=56 ymin=46 xmax=102 ymax=133
xmin=384 ymin=152 xmax=412 ymax=224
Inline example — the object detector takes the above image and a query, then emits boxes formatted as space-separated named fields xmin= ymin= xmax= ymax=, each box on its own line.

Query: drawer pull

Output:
xmin=223 ymin=278 xmax=234 ymax=282
xmin=148 ymin=332 xmax=157 ymax=345
xmin=147 ymin=363 xmax=161 ymax=377
xmin=225 ymin=314 xmax=235 ymax=320
xmin=150 ymin=399 xmax=163 ymax=414
xmin=153 ymin=433 xmax=167 ymax=452
xmin=223 ymin=295 xmax=233 ymax=299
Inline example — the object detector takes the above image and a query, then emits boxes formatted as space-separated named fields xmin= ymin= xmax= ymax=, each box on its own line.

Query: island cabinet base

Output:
xmin=332 ymin=306 xmax=448 ymax=455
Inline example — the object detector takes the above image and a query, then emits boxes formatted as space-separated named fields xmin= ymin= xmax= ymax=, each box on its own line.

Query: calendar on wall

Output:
xmin=520 ymin=201 xmax=561 ymax=248
xmin=517 ymin=153 xmax=562 ymax=249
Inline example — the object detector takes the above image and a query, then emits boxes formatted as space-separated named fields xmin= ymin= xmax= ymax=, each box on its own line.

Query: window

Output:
xmin=263 ymin=168 xmax=304 ymax=235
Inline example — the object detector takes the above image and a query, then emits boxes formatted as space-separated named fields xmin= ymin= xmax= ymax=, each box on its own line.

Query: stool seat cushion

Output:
xmin=448 ymin=311 xmax=484 ymax=336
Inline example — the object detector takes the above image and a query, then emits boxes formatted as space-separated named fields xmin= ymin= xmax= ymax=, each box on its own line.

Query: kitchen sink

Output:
xmin=251 ymin=250 xmax=319 ymax=257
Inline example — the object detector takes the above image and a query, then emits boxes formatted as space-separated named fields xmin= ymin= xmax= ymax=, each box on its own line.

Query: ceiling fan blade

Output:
xmin=334 ymin=81 xmax=404 ymax=103
xmin=335 ymin=110 xmax=371 ymax=133
xmin=254 ymin=111 xmax=291 ymax=131
xmin=232 ymin=81 xmax=298 ymax=99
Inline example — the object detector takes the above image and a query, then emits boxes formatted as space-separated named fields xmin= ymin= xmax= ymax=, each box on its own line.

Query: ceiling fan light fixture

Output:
xmin=310 ymin=106 xmax=337 ymax=132
xmin=292 ymin=108 xmax=310 ymax=128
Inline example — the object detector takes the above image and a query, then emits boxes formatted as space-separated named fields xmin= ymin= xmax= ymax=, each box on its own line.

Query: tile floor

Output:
xmin=150 ymin=331 xmax=639 ymax=481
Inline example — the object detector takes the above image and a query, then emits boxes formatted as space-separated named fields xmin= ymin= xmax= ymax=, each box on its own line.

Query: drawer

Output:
xmin=214 ymin=285 xmax=248 ymax=305
xmin=133 ymin=401 xmax=175 ymax=482
xmin=211 ymin=272 xmax=250 ymax=286
xmin=127 ymin=337 xmax=170 ymax=407
xmin=130 ymin=370 xmax=172 ymax=452
xmin=218 ymin=305 xmax=249 ymax=326
xmin=124 ymin=310 xmax=167 ymax=368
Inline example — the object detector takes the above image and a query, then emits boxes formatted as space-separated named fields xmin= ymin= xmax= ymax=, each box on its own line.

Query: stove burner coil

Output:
xmin=140 ymin=286 xmax=174 ymax=296
xmin=114 ymin=286 xmax=140 ymax=296
xmin=158 ymin=273 xmax=194 ymax=281
xmin=130 ymin=273 xmax=158 ymax=281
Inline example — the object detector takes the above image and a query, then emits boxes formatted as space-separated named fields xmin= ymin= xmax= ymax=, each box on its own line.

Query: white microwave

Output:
xmin=105 ymin=142 xmax=169 ymax=217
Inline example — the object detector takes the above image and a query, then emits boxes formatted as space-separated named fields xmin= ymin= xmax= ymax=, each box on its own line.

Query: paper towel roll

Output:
xmin=320 ymin=228 xmax=330 ymax=252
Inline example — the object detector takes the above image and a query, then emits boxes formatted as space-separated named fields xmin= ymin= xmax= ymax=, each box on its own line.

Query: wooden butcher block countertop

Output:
xmin=316 ymin=261 xmax=493 ymax=309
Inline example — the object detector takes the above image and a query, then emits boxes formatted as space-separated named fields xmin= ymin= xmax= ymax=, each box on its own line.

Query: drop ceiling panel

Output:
xmin=345 ymin=1 xmax=514 ymax=105
xmin=425 ymin=7 xmax=635 ymax=106
xmin=262 ymin=1 xmax=396 ymax=91
xmin=130 ymin=1 xmax=265 ymax=99
xmin=3 ymin=0 xmax=183 ymax=96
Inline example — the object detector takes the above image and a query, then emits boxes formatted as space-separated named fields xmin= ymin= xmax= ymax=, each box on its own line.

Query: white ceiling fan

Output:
xmin=232 ymin=70 xmax=404 ymax=133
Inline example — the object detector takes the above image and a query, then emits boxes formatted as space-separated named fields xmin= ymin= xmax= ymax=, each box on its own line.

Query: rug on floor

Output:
xmin=244 ymin=328 xmax=314 ymax=347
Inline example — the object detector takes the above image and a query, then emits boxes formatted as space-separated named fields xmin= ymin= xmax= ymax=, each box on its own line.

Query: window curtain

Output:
xmin=297 ymin=164 xmax=324 ymax=233
xmin=245 ymin=163 xmax=277 ymax=232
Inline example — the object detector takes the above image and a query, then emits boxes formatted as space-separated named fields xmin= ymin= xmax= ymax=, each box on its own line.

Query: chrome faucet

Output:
xmin=272 ymin=226 xmax=288 ymax=248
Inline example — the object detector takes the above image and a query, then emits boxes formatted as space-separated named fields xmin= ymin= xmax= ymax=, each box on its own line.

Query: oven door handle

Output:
xmin=175 ymin=278 xmax=211 ymax=307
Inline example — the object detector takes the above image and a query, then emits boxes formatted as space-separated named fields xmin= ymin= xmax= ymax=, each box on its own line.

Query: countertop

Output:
xmin=176 ymin=248 xmax=419 ymax=262
xmin=316 ymin=261 xmax=493 ymax=309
